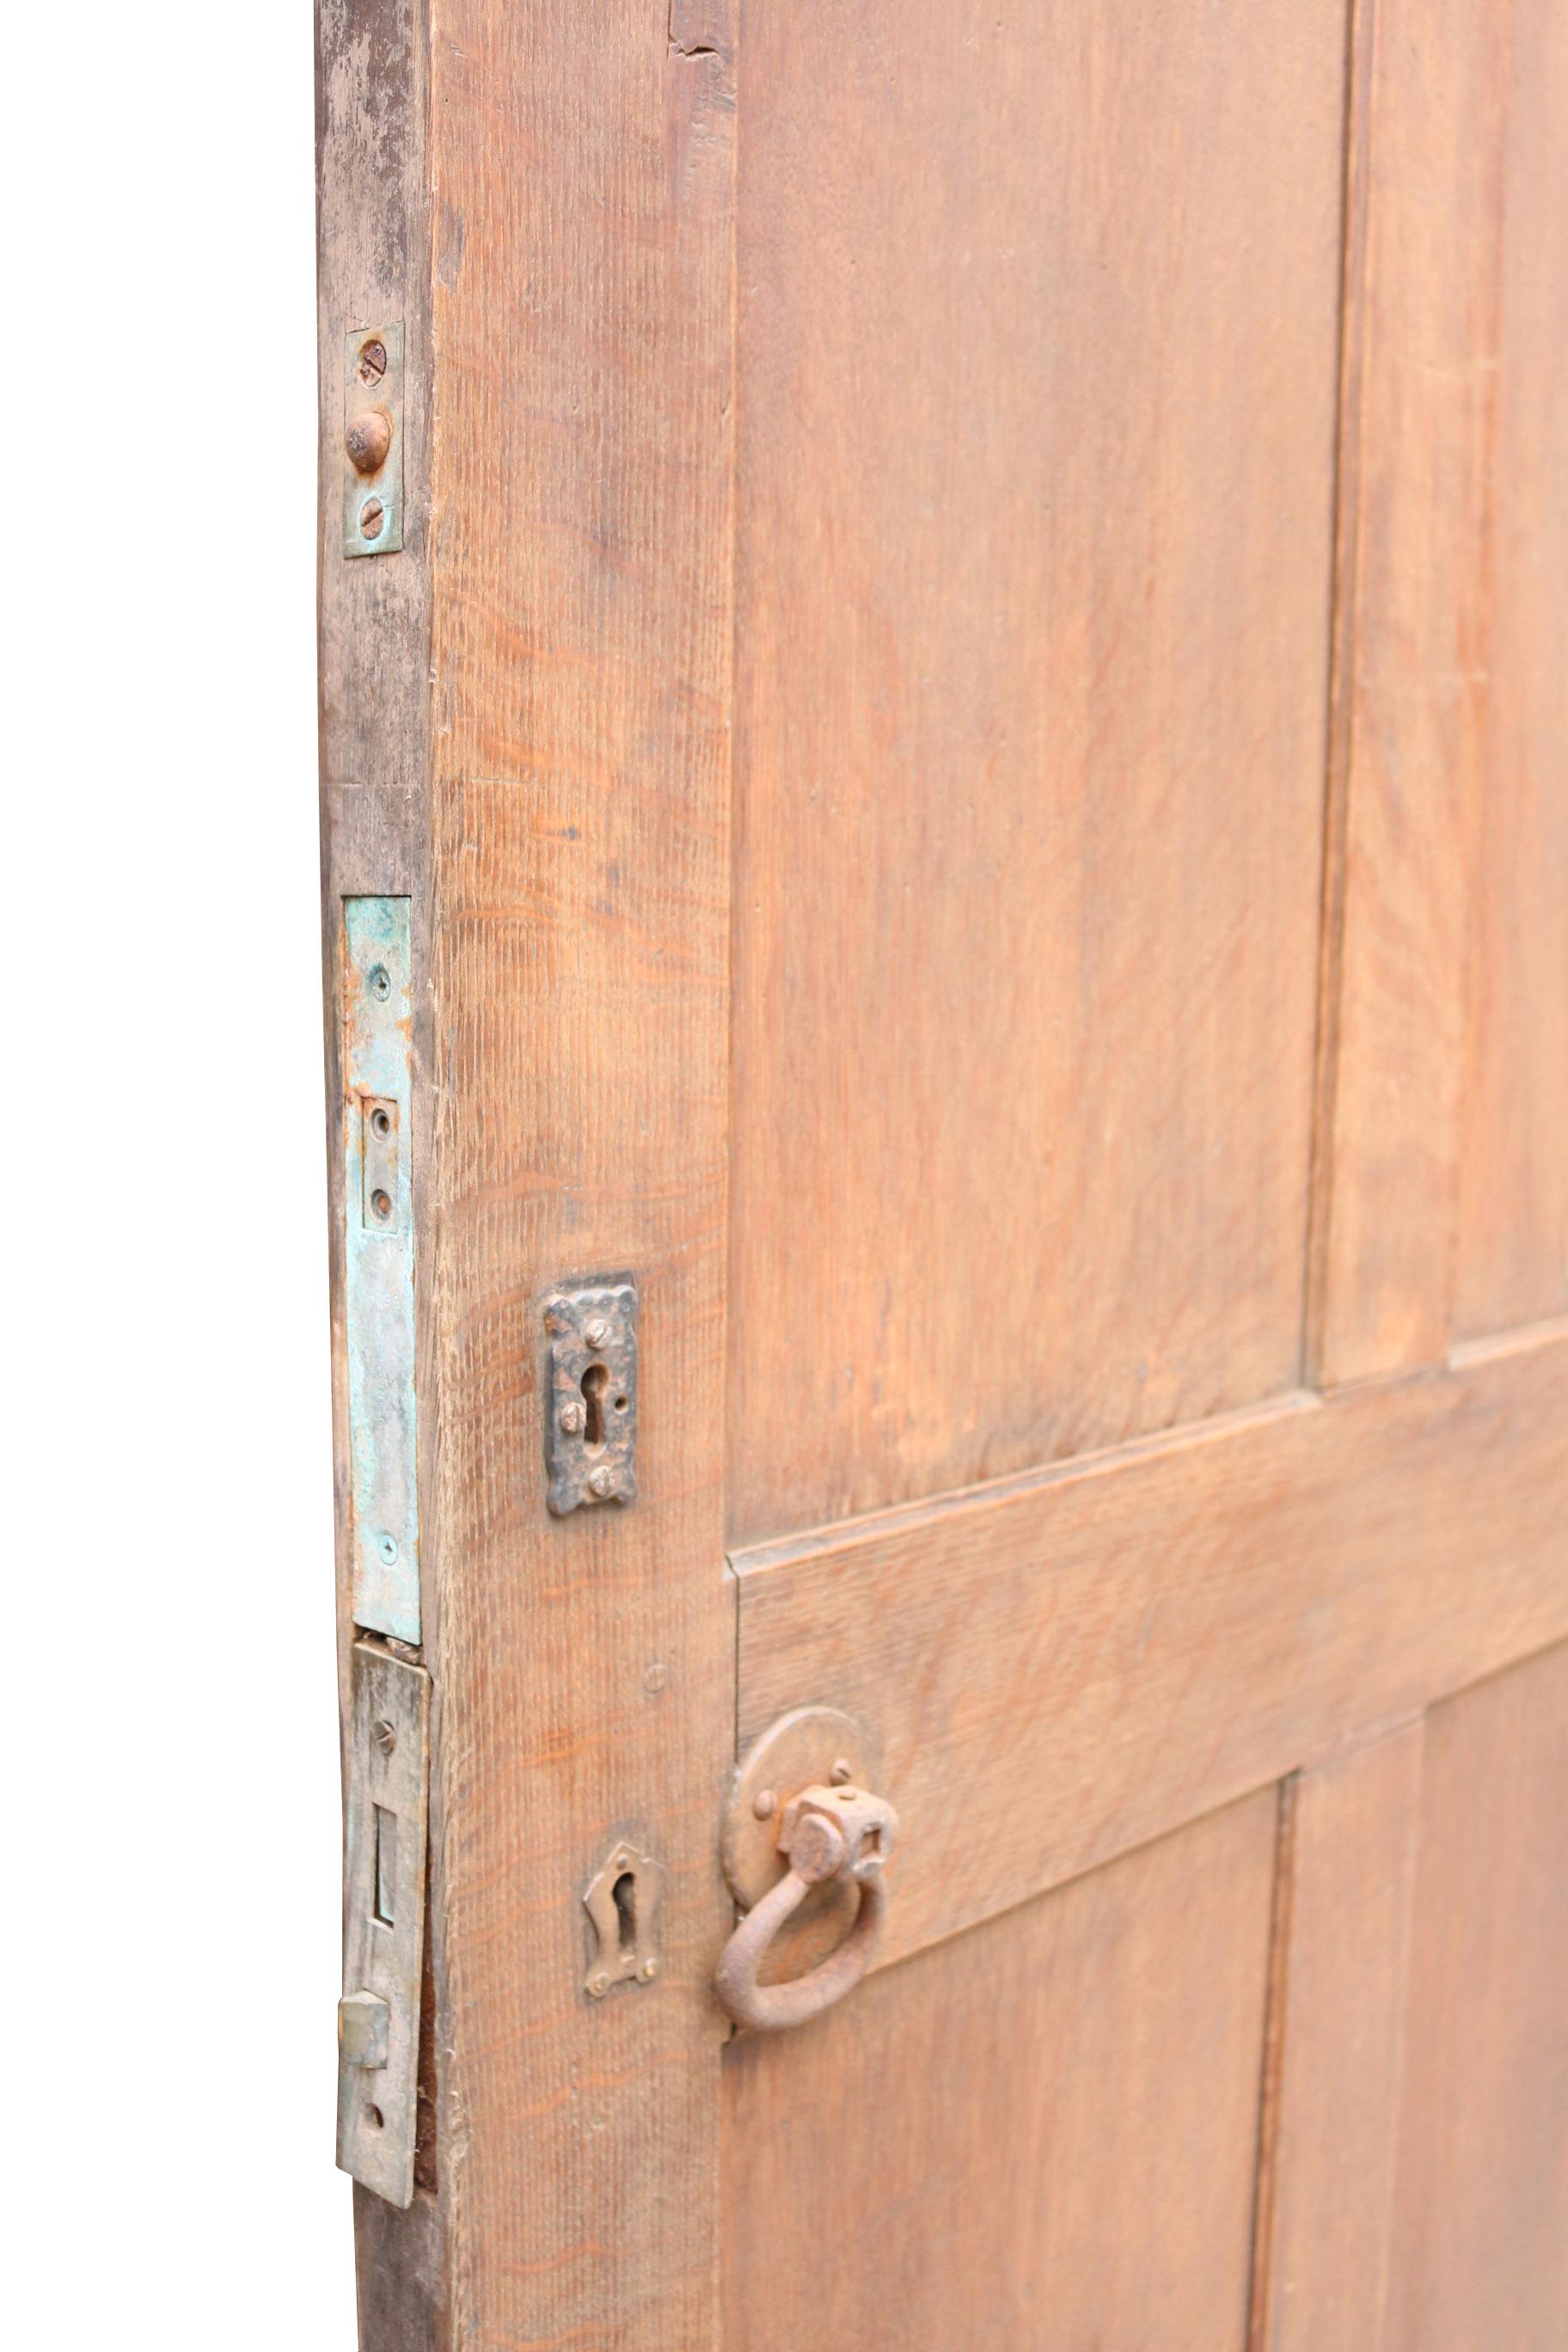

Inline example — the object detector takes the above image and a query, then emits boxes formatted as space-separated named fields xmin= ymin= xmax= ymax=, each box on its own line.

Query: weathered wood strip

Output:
xmin=733 ymin=1326 xmax=1568 ymax=1970
xmin=422 ymin=3 xmax=738 ymax=2348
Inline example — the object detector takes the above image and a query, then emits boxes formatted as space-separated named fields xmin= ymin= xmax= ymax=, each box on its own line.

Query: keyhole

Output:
xmin=581 ymin=1361 xmax=609 ymax=1450
xmin=612 ymin=1870 xmax=637 ymax=1953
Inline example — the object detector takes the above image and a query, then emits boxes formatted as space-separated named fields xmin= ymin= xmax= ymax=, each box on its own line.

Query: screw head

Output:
xmin=640 ymin=1958 xmax=659 ymax=1982
xmin=359 ymin=496 xmax=386 ymax=542
xmin=377 ymin=1532 xmax=400 ymax=1565
xmin=588 ymin=1970 xmax=610 ymax=2000
xmin=588 ymin=1465 xmax=615 ymax=1499
xmin=583 ymin=1315 xmax=610 ymax=1350
xmin=358 ymin=338 xmax=388 ymax=387
xmin=642 ymin=1660 xmax=667 ymax=1694
xmin=753 ymin=1788 xmax=777 ymax=1821
xmin=830 ymin=1758 xmax=854 ymax=1785
xmin=346 ymin=411 xmax=393 ymax=475
xmin=371 ymin=1718 xmax=398 ymax=1759
xmin=367 ymin=964 xmax=391 ymax=1002
xmin=559 ymin=1400 xmax=585 ymax=1436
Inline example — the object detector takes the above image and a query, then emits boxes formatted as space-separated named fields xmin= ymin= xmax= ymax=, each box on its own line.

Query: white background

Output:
xmin=9 ymin=6 xmax=356 ymax=2339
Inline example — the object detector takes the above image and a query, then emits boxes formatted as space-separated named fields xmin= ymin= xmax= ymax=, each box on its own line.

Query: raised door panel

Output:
xmin=727 ymin=0 xmax=1350 ymax=1541
xmin=721 ymin=1792 xmax=1278 ymax=2352
xmin=1385 ymin=1643 xmax=1568 ymax=2352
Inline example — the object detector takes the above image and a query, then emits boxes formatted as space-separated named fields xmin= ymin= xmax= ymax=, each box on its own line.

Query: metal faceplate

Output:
xmin=337 ymin=1644 xmax=430 ymax=2208
xmin=343 ymin=897 xmax=420 ymax=1640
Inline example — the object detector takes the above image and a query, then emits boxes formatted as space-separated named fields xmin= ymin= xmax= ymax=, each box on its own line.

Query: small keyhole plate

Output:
xmin=542 ymin=1278 xmax=638 ymax=1515
xmin=582 ymin=1837 xmax=662 ymax=2000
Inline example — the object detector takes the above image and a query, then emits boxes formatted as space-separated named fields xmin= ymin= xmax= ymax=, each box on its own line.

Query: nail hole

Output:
xmin=615 ymin=1395 xmax=628 ymax=1413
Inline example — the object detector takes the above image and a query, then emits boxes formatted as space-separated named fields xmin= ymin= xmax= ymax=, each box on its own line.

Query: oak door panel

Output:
xmin=727 ymin=0 xmax=1349 ymax=1542
xmin=1320 ymin=0 xmax=1568 ymax=1381
xmin=1251 ymin=1728 xmax=1425 ymax=2352
xmin=1385 ymin=1644 xmax=1568 ymax=2352
xmin=1455 ymin=0 xmax=1568 ymax=1342
xmin=722 ymin=1792 xmax=1277 ymax=2352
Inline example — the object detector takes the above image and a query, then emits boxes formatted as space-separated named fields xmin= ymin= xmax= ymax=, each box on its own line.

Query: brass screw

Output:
xmin=640 ymin=1958 xmax=658 ymax=1982
xmin=359 ymin=496 xmax=386 ymax=542
xmin=588 ymin=1969 xmax=610 ymax=2000
xmin=753 ymin=1788 xmax=776 ymax=1821
xmin=372 ymin=1718 xmax=398 ymax=1758
xmin=830 ymin=1758 xmax=854 ymax=1785
xmin=358 ymin=338 xmax=388 ymax=387
xmin=583 ymin=1315 xmax=610 ymax=1350
xmin=588 ymin=1465 xmax=615 ymax=1499
xmin=346 ymin=411 xmax=393 ymax=475
xmin=559 ymin=1401 xmax=585 ymax=1436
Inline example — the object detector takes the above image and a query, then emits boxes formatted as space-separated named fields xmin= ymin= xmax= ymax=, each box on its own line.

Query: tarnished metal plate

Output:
xmin=343 ymin=897 xmax=420 ymax=1640
xmin=582 ymin=1837 xmax=663 ymax=2001
xmin=337 ymin=1643 xmax=429 ymax=2208
xmin=342 ymin=322 xmax=404 ymax=557
xmin=543 ymin=1279 xmax=639 ymax=1514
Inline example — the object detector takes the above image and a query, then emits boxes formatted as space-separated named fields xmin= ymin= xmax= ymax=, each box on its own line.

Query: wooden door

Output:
xmin=317 ymin=3 xmax=1567 ymax=2346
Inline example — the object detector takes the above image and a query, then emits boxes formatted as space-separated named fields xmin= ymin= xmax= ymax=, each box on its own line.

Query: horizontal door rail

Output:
xmin=731 ymin=1321 xmax=1568 ymax=1973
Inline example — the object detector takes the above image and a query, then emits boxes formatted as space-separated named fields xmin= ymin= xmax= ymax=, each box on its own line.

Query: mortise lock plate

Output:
xmin=337 ymin=1642 xmax=430 ymax=2207
xmin=544 ymin=1280 xmax=638 ymax=1513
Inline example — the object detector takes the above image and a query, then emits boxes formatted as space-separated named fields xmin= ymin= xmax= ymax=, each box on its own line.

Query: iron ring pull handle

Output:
xmin=714 ymin=1784 xmax=899 ymax=2032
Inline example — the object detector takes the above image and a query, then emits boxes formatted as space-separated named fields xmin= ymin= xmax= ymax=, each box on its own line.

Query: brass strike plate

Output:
xmin=543 ymin=1279 xmax=638 ymax=1514
xmin=343 ymin=322 xmax=404 ymax=556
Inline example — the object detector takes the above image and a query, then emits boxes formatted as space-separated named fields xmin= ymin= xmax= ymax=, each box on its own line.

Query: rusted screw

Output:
xmin=640 ymin=1958 xmax=659 ymax=1982
xmin=830 ymin=1758 xmax=854 ymax=1785
xmin=359 ymin=496 xmax=386 ymax=542
xmin=753 ymin=1788 xmax=776 ymax=1821
xmin=588 ymin=1465 xmax=615 ymax=1499
xmin=358 ymin=338 xmax=388 ymax=387
xmin=371 ymin=1718 xmax=398 ymax=1759
xmin=583 ymin=1315 xmax=610 ymax=1350
xmin=559 ymin=1400 xmax=585 ymax=1436
xmin=588 ymin=1969 xmax=610 ymax=2000
xmin=346 ymin=411 xmax=393 ymax=475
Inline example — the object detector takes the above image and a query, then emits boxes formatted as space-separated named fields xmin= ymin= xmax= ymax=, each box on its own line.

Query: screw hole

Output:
xmin=371 ymin=1106 xmax=392 ymax=1138
xmin=615 ymin=1395 xmax=628 ymax=1413
xmin=367 ymin=965 xmax=391 ymax=1002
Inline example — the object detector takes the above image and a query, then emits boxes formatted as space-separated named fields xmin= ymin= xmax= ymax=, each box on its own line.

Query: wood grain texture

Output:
xmin=1385 ymin=1644 xmax=1568 ymax=2349
xmin=316 ymin=2 xmax=442 ymax=2329
xmin=1454 ymin=0 xmax=1568 ymax=1343
xmin=1318 ymin=0 xmax=1568 ymax=1378
xmin=1250 ymin=1727 xmax=1424 ymax=2352
xmin=420 ymin=5 xmax=737 ymax=2346
xmin=723 ymin=1791 xmax=1278 ymax=2352
xmin=734 ymin=1325 xmax=1568 ymax=1971
xmin=726 ymin=0 xmax=1348 ymax=1544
